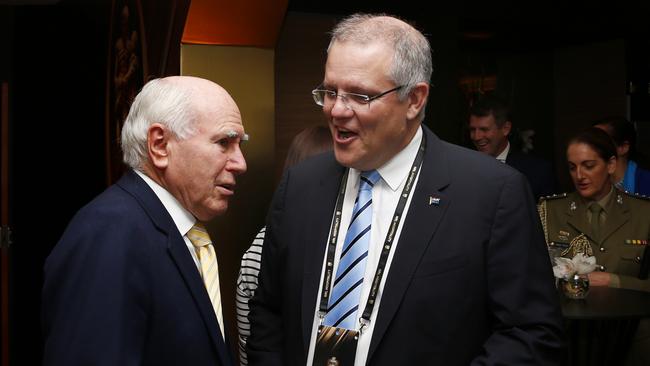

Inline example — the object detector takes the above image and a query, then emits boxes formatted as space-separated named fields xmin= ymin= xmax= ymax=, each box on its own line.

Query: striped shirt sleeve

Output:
xmin=236 ymin=226 xmax=266 ymax=366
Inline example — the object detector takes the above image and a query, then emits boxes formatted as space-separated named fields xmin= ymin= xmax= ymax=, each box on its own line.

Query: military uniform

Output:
xmin=538 ymin=189 xmax=650 ymax=292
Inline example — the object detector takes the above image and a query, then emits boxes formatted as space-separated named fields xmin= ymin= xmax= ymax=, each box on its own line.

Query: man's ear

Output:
xmin=502 ymin=121 xmax=512 ymax=136
xmin=406 ymin=82 xmax=430 ymax=121
xmin=147 ymin=123 xmax=170 ymax=169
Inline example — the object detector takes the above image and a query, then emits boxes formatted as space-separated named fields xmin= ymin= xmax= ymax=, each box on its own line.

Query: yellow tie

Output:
xmin=187 ymin=222 xmax=224 ymax=337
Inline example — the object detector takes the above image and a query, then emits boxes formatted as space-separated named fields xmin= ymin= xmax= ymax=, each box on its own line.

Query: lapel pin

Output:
xmin=429 ymin=196 xmax=441 ymax=206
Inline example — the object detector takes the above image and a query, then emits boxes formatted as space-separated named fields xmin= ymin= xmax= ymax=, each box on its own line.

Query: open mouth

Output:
xmin=336 ymin=127 xmax=357 ymax=142
xmin=217 ymin=183 xmax=235 ymax=194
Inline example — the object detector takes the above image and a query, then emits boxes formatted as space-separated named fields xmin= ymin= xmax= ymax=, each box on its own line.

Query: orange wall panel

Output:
xmin=182 ymin=0 xmax=288 ymax=47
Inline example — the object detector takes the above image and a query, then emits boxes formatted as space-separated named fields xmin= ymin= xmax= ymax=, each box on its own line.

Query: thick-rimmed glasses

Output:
xmin=311 ymin=85 xmax=403 ymax=110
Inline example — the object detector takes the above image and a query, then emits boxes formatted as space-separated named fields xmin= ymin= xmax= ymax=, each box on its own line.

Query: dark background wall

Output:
xmin=5 ymin=3 xmax=109 ymax=365
xmin=2 ymin=1 xmax=650 ymax=365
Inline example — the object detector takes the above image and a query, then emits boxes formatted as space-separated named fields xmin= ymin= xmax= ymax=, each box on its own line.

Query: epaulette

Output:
xmin=620 ymin=190 xmax=650 ymax=201
xmin=538 ymin=192 xmax=568 ymax=202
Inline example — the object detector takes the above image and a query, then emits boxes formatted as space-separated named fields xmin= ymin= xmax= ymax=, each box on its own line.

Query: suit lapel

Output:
xmin=118 ymin=170 xmax=233 ymax=366
xmin=301 ymin=163 xmax=346 ymax=351
xmin=367 ymin=128 xmax=452 ymax=360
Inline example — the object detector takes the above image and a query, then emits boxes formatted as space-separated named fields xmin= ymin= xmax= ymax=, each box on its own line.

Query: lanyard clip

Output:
xmin=358 ymin=317 xmax=370 ymax=334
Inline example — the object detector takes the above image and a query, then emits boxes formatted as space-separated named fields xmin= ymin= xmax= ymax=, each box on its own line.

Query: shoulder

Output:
xmin=538 ymin=192 xmax=569 ymax=202
xmin=538 ymin=192 xmax=572 ymax=210
xmin=619 ymin=189 xmax=650 ymax=206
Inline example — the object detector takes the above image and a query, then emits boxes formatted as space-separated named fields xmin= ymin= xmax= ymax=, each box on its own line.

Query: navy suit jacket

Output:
xmin=248 ymin=127 xmax=564 ymax=366
xmin=506 ymin=151 xmax=557 ymax=200
xmin=42 ymin=170 xmax=233 ymax=366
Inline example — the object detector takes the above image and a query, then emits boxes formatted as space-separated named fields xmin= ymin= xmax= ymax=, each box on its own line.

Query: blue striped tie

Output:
xmin=324 ymin=170 xmax=381 ymax=329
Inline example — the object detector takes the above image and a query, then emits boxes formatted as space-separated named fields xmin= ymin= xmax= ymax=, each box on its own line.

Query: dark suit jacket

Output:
xmin=42 ymin=170 xmax=233 ymax=366
xmin=506 ymin=151 xmax=557 ymax=200
xmin=248 ymin=127 xmax=564 ymax=366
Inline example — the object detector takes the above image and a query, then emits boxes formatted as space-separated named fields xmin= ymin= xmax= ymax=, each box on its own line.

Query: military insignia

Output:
xmin=558 ymin=230 xmax=571 ymax=241
xmin=569 ymin=201 xmax=577 ymax=211
xmin=620 ymin=190 xmax=650 ymax=201
xmin=625 ymin=239 xmax=649 ymax=246
xmin=616 ymin=194 xmax=623 ymax=204
xmin=539 ymin=192 xmax=568 ymax=202
xmin=564 ymin=233 xmax=593 ymax=257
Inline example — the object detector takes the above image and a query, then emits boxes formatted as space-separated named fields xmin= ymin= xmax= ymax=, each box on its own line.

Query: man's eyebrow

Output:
xmin=225 ymin=130 xmax=249 ymax=141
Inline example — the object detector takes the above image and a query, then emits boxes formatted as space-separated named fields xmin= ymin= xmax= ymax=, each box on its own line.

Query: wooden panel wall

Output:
xmin=274 ymin=12 xmax=337 ymax=182
xmin=553 ymin=40 xmax=627 ymax=191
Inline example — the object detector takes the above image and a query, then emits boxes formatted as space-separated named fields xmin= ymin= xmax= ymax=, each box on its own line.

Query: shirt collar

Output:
xmin=134 ymin=169 xmax=196 ymax=236
xmin=495 ymin=141 xmax=510 ymax=163
xmin=598 ymin=186 xmax=615 ymax=213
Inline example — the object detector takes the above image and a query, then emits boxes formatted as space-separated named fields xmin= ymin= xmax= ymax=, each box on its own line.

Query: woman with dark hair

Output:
xmin=538 ymin=127 xmax=650 ymax=292
xmin=594 ymin=117 xmax=650 ymax=195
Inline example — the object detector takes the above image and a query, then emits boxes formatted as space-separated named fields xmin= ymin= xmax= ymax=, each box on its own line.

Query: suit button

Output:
xmin=599 ymin=265 xmax=607 ymax=271
xmin=636 ymin=256 xmax=642 ymax=263
xmin=599 ymin=247 xmax=606 ymax=252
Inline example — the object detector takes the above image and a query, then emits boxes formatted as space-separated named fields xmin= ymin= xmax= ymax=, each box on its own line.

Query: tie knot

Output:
xmin=187 ymin=222 xmax=212 ymax=248
xmin=359 ymin=170 xmax=381 ymax=191
xmin=589 ymin=203 xmax=603 ymax=215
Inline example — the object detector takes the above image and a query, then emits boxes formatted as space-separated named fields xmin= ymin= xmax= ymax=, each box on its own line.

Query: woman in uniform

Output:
xmin=538 ymin=127 xmax=650 ymax=292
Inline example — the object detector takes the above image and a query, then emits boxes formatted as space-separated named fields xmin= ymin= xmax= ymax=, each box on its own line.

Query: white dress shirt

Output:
xmin=134 ymin=170 xmax=201 ymax=270
xmin=495 ymin=141 xmax=510 ymax=163
xmin=306 ymin=127 xmax=423 ymax=366
xmin=135 ymin=170 xmax=226 ymax=337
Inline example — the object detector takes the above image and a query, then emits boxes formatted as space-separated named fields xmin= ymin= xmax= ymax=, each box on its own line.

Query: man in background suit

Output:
xmin=248 ymin=14 xmax=564 ymax=366
xmin=469 ymin=95 xmax=557 ymax=200
xmin=42 ymin=76 xmax=247 ymax=365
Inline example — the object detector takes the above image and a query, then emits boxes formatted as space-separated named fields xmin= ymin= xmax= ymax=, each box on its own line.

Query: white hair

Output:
xmin=121 ymin=78 xmax=197 ymax=169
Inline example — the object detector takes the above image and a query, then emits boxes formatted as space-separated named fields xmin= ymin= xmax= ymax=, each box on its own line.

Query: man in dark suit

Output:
xmin=248 ymin=14 xmax=564 ymax=366
xmin=42 ymin=76 xmax=247 ymax=365
xmin=469 ymin=95 xmax=557 ymax=200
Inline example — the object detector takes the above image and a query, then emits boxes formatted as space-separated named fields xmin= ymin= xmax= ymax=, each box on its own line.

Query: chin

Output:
xmin=333 ymin=150 xmax=358 ymax=169
xmin=199 ymin=204 xmax=229 ymax=221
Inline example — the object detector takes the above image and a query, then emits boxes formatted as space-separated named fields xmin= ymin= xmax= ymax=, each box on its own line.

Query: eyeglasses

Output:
xmin=311 ymin=85 xmax=404 ymax=110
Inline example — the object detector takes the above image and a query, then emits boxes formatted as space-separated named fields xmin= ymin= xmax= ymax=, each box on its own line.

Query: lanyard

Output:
xmin=317 ymin=135 xmax=426 ymax=329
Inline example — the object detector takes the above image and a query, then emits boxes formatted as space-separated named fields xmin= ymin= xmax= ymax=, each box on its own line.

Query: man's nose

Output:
xmin=330 ymin=95 xmax=353 ymax=116
xmin=227 ymin=145 xmax=247 ymax=175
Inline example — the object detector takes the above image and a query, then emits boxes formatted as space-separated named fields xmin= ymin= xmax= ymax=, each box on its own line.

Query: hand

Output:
xmin=588 ymin=271 xmax=611 ymax=286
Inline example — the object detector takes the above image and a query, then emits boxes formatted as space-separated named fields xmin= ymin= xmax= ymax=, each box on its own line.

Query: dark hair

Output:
xmin=567 ymin=127 xmax=617 ymax=162
xmin=283 ymin=126 xmax=333 ymax=172
xmin=592 ymin=116 xmax=637 ymax=160
xmin=468 ymin=94 xmax=511 ymax=127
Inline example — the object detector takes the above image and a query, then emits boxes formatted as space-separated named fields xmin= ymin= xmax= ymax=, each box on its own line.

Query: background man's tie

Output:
xmin=187 ymin=222 xmax=225 ymax=337
xmin=589 ymin=203 xmax=603 ymax=243
xmin=324 ymin=170 xmax=381 ymax=329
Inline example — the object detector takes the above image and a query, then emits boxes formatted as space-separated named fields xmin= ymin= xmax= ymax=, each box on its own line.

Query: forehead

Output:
xmin=469 ymin=114 xmax=497 ymax=128
xmin=196 ymin=91 xmax=242 ymax=128
xmin=567 ymin=143 xmax=599 ymax=161
xmin=324 ymin=41 xmax=393 ymax=88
